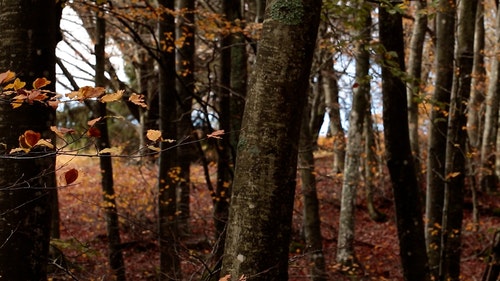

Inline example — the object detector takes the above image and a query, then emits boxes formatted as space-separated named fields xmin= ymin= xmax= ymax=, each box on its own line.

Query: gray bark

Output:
xmin=220 ymin=0 xmax=321 ymax=278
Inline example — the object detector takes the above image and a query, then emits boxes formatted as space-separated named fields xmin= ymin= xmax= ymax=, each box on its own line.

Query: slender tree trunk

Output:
xmin=425 ymin=0 xmax=455 ymax=275
xmin=440 ymin=0 xmax=476 ymax=278
xmin=310 ymin=78 xmax=326 ymax=145
xmin=336 ymin=0 xmax=371 ymax=268
xmin=407 ymin=0 xmax=427 ymax=186
xmin=0 ymin=0 xmax=61 ymax=279
xmin=299 ymin=104 xmax=327 ymax=281
xmin=175 ymin=0 xmax=195 ymax=236
xmin=157 ymin=2 xmax=181 ymax=279
xmin=94 ymin=9 xmax=126 ymax=280
xmin=220 ymin=0 xmax=321 ymax=279
xmin=480 ymin=1 xmax=500 ymax=193
xmin=323 ymin=66 xmax=345 ymax=174
xmin=379 ymin=5 xmax=430 ymax=281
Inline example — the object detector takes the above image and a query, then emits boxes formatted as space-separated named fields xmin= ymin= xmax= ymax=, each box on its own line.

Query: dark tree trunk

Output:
xmin=157 ymin=1 xmax=181 ymax=279
xmin=94 ymin=8 xmax=126 ymax=281
xmin=379 ymin=5 xmax=430 ymax=281
xmin=299 ymin=104 xmax=327 ymax=281
xmin=0 ymin=0 xmax=61 ymax=279
xmin=220 ymin=0 xmax=321 ymax=279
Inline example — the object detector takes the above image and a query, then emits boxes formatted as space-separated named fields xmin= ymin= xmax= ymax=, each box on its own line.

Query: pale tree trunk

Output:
xmin=157 ymin=2 xmax=181 ymax=279
xmin=379 ymin=4 xmax=430 ymax=281
xmin=93 ymin=8 xmax=126 ymax=281
xmin=220 ymin=0 xmax=321 ymax=279
xmin=336 ymin=0 xmax=371 ymax=269
xmin=480 ymin=1 xmax=500 ymax=193
xmin=440 ymin=0 xmax=476 ymax=278
xmin=299 ymin=104 xmax=327 ymax=281
xmin=322 ymin=65 xmax=345 ymax=174
xmin=407 ymin=0 xmax=427 ymax=184
xmin=0 ymin=0 xmax=61 ymax=279
xmin=468 ymin=0 xmax=486 ymax=150
xmin=425 ymin=0 xmax=455 ymax=275
xmin=175 ymin=0 xmax=195 ymax=236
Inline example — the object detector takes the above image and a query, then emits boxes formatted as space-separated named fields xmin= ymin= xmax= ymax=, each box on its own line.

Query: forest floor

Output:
xmin=49 ymin=138 xmax=500 ymax=281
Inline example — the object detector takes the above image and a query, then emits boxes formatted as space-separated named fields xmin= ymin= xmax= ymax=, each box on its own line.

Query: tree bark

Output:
xmin=336 ymin=0 xmax=371 ymax=268
xmin=157 ymin=2 xmax=181 ymax=279
xmin=425 ymin=0 xmax=455 ymax=275
xmin=299 ymin=104 xmax=327 ymax=281
xmin=0 ymin=0 xmax=61 ymax=279
xmin=220 ymin=0 xmax=321 ymax=279
xmin=379 ymin=4 xmax=430 ymax=281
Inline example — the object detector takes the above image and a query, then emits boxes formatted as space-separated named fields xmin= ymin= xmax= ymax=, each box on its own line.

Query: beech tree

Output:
xmin=0 ymin=0 xmax=61 ymax=279
xmin=220 ymin=0 xmax=321 ymax=279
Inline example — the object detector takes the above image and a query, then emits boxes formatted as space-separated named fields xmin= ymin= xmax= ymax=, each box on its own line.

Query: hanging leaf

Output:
xmin=32 ymin=77 xmax=51 ymax=89
xmin=87 ymin=117 xmax=102 ymax=127
xmin=51 ymin=126 xmax=75 ymax=139
xmin=19 ymin=130 xmax=41 ymax=148
xmin=5 ymin=78 xmax=26 ymax=91
xmin=64 ymin=168 xmax=79 ymax=185
xmin=147 ymin=145 xmax=161 ymax=152
xmin=146 ymin=129 xmax=162 ymax=142
xmin=87 ymin=127 xmax=101 ymax=138
xmin=207 ymin=129 xmax=224 ymax=139
xmin=35 ymin=139 xmax=54 ymax=149
xmin=129 ymin=93 xmax=148 ymax=108
xmin=99 ymin=147 xmax=122 ymax=155
xmin=100 ymin=90 xmax=124 ymax=103
xmin=0 ymin=70 xmax=15 ymax=84
xmin=66 ymin=86 xmax=105 ymax=101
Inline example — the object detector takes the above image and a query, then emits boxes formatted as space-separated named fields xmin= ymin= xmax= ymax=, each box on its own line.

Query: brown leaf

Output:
xmin=100 ymin=90 xmax=124 ymax=103
xmin=0 ymin=70 xmax=15 ymax=84
xmin=64 ymin=168 xmax=79 ymax=185
xmin=146 ymin=130 xmax=162 ymax=142
xmin=129 ymin=93 xmax=148 ymax=108
xmin=87 ymin=117 xmax=102 ymax=127
xmin=87 ymin=127 xmax=101 ymax=138
xmin=19 ymin=130 xmax=41 ymax=148
xmin=32 ymin=77 xmax=51 ymax=89
xmin=207 ymin=129 xmax=224 ymax=139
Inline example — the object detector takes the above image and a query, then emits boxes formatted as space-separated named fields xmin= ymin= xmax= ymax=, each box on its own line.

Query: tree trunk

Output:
xmin=379 ymin=5 xmax=430 ymax=281
xmin=0 ymin=0 xmax=61 ymax=279
xmin=299 ymin=104 xmax=327 ymax=281
xmin=425 ymin=0 xmax=455 ymax=275
xmin=322 ymin=65 xmax=345 ymax=174
xmin=480 ymin=1 xmax=500 ymax=193
xmin=175 ymin=0 xmax=195 ymax=237
xmin=336 ymin=0 xmax=371 ymax=268
xmin=407 ymin=0 xmax=427 ymax=186
xmin=220 ymin=0 xmax=321 ymax=279
xmin=94 ymin=8 xmax=126 ymax=280
xmin=157 ymin=2 xmax=181 ymax=279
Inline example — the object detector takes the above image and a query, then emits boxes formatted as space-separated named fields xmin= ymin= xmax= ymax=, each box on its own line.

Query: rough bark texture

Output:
xmin=299 ymin=105 xmax=327 ymax=281
xmin=480 ymin=1 xmax=500 ymax=193
xmin=441 ymin=0 xmax=477 ymax=279
xmin=157 ymin=1 xmax=181 ymax=279
xmin=336 ymin=1 xmax=371 ymax=267
xmin=0 ymin=0 xmax=60 ymax=279
xmin=94 ymin=10 xmax=126 ymax=281
xmin=220 ymin=0 xmax=321 ymax=279
xmin=379 ymin=5 xmax=430 ymax=281
xmin=425 ymin=0 xmax=455 ymax=275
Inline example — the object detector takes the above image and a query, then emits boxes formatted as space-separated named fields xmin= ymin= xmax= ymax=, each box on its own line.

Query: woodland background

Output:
xmin=2 ymin=0 xmax=500 ymax=280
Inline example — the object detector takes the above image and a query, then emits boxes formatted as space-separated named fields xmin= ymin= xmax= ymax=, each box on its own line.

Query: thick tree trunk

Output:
xmin=299 ymin=104 xmax=327 ymax=281
xmin=94 ymin=9 xmax=126 ymax=281
xmin=425 ymin=0 xmax=455 ymax=275
xmin=336 ymin=1 xmax=371 ymax=268
xmin=379 ymin=5 xmax=430 ymax=281
xmin=0 ymin=0 xmax=61 ymax=279
xmin=220 ymin=0 xmax=321 ymax=279
xmin=157 ymin=2 xmax=181 ymax=279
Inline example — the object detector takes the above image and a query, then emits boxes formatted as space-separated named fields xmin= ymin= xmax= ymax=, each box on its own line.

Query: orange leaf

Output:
xmin=207 ymin=129 xmax=224 ymax=139
xmin=146 ymin=130 xmax=162 ymax=142
xmin=19 ymin=130 xmax=41 ymax=148
xmin=64 ymin=168 xmax=79 ymax=185
xmin=5 ymin=78 xmax=26 ymax=90
xmin=129 ymin=93 xmax=148 ymax=108
xmin=100 ymin=90 xmax=124 ymax=103
xmin=32 ymin=77 xmax=51 ymax=89
xmin=66 ymin=86 xmax=105 ymax=101
xmin=0 ymin=70 xmax=15 ymax=84
xmin=87 ymin=127 xmax=101 ymax=138
xmin=87 ymin=117 xmax=102 ymax=127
